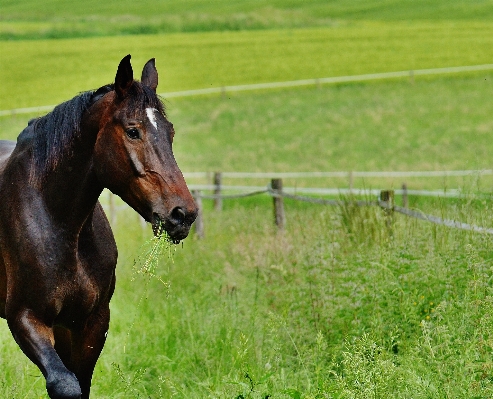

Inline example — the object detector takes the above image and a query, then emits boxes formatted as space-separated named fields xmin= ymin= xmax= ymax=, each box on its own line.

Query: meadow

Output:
xmin=1 ymin=1 xmax=493 ymax=398
xmin=1 ymin=0 xmax=493 ymax=39
xmin=5 ymin=196 xmax=493 ymax=398
xmin=3 ymin=74 xmax=493 ymax=191
xmin=3 ymin=22 xmax=493 ymax=110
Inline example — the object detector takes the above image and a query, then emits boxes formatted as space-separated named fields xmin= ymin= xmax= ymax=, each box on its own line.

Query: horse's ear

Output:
xmin=141 ymin=58 xmax=158 ymax=92
xmin=115 ymin=54 xmax=134 ymax=100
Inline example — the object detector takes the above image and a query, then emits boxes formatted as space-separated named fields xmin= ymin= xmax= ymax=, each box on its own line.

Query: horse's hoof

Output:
xmin=46 ymin=371 xmax=82 ymax=399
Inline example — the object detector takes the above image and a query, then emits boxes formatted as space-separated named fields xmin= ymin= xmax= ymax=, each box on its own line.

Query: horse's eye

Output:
xmin=126 ymin=128 xmax=141 ymax=140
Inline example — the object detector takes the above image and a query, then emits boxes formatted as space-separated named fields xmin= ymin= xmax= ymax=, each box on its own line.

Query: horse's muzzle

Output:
xmin=152 ymin=206 xmax=198 ymax=243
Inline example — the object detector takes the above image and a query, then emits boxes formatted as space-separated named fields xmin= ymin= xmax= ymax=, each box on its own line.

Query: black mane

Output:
xmin=30 ymin=82 xmax=164 ymax=185
xmin=31 ymin=91 xmax=93 ymax=184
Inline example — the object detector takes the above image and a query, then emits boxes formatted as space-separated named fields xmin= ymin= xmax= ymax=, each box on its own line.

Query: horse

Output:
xmin=0 ymin=55 xmax=197 ymax=398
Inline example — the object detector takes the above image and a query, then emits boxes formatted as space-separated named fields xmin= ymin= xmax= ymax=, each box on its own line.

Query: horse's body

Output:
xmin=0 ymin=55 xmax=197 ymax=399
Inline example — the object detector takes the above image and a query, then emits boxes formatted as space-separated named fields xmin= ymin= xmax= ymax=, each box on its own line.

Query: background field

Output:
xmin=1 ymin=0 xmax=493 ymax=39
xmin=3 ymin=22 xmax=493 ymax=111
xmin=1 ymin=1 xmax=493 ymax=398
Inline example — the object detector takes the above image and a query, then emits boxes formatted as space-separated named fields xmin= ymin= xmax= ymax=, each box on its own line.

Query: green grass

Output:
xmin=88 ymin=197 xmax=493 ymax=398
xmin=1 ymin=0 xmax=493 ymax=39
xmin=3 ymin=74 xmax=493 ymax=192
xmin=169 ymin=74 xmax=493 ymax=176
xmin=2 ymin=22 xmax=493 ymax=110
xmin=2 ymin=195 xmax=493 ymax=398
xmin=2 ymin=2 xmax=493 ymax=397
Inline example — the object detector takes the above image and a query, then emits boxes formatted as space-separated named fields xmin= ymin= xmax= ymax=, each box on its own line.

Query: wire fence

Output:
xmin=102 ymin=165 xmax=493 ymax=238
xmin=188 ymin=184 xmax=471 ymax=199
xmin=188 ymin=178 xmax=493 ymax=238
xmin=102 ymin=176 xmax=493 ymax=238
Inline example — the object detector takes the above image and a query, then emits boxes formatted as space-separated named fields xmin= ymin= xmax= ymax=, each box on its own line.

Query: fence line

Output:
xmin=188 ymin=184 xmax=475 ymax=199
xmin=393 ymin=205 xmax=493 ymax=235
xmin=271 ymin=189 xmax=493 ymax=235
xmin=189 ymin=179 xmax=493 ymax=237
xmin=3 ymin=63 xmax=493 ymax=116
xmin=162 ymin=63 xmax=493 ymax=100
xmin=101 ymin=179 xmax=493 ymax=237
xmin=194 ymin=189 xmax=269 ymax=200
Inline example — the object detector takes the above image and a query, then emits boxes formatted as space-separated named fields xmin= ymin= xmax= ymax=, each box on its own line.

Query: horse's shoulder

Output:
xmin=79 ymin=202 xmax=117 ymax=267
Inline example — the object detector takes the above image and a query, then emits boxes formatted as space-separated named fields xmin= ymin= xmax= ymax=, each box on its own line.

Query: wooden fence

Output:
xmin=104 ymin=169 xmax=493 ymax=239
xmin=187 ymin=172 xmax=493 ymax=239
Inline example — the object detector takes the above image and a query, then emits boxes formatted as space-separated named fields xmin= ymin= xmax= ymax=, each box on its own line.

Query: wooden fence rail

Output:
xmin=103 ymin=172 xmax=493 ymax=239
xmin=183 ymin=169 xmax=493 ymax=180
xmin=188 ymin=177 xmax=493 ymax=239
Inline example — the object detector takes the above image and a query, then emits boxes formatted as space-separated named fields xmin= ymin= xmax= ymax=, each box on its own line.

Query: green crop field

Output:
xmin=1 ymin=0 xmax=493 ymax=40
xmin=2 ymin=1 xmax=493 ymax=398
xmin=2 ymin=22 xmax=493 ymax=111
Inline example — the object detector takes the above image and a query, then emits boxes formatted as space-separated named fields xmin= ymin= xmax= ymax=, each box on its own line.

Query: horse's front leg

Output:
xmin=69 ymin=304 xmax=111 ymax=399
xmin=7 ymin=308 xmax=82 ymax=399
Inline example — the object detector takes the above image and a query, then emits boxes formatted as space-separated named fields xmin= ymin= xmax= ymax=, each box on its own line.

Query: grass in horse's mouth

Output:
xmin=152 ymin=215 xmax=181 ymax=244
xmin=151 ymin=215 xmax=165 ymax=237
xmin=132 ymin=227 xmax=176 ymax=285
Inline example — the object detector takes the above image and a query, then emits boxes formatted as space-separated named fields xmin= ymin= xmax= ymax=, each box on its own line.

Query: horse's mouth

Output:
xmin=151 ymin=213 xmax=189 ymax=244
xmin=151 ymin=215 xmax=166 ymax=238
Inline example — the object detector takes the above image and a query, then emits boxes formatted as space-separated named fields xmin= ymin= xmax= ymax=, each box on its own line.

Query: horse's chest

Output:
xmin=73 ymin=268 xmax=100 ymax=308
xmin=54 ymin=257 xmax=114 ymax=328
xmin=54 ymin=271 xmax=99 ymax=325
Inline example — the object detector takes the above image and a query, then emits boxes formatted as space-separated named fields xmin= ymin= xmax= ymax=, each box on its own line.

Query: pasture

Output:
xmin=3 ymin=22 xmax=493 ymax=110
xmin=2 ymin=0 xmax=493 ymax=40
xmin=2 ymin=1 xmax=493 ymax=398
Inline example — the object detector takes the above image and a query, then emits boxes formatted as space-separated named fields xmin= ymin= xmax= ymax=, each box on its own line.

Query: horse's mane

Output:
xmin=30 ymin=82 xmax=165 ymax=185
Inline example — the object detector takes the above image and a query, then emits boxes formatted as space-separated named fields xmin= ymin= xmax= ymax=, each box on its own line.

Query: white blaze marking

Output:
xmin=146 ymin=107 xmax=158 ymax=129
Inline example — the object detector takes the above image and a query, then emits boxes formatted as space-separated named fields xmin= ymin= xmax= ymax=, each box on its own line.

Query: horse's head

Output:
xmin=92 ymin=55 xmax=197 ymax=243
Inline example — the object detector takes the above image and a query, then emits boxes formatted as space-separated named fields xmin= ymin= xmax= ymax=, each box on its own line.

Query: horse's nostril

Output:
xmin=170 ymin=207 xmax=186 ymax=226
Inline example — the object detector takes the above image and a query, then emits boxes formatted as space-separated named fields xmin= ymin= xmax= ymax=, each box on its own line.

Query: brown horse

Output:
xmin=0 ymin=55 xmax=197 ymax=398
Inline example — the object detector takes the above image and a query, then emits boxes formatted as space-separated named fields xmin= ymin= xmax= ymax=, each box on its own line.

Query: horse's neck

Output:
xmin=37 ymin=110 xmax=104 ymax=231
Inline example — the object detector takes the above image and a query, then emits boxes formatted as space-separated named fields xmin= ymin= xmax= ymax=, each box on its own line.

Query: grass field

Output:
xmin=2 ymin=22 xmax=493 ymax=110
xmin=3 ymin=198 xmax=493 ymax=398
xmin=1 ymin=0 xmax=493 ymax=39
xmin=2 ymin=74 xmax=493 ymax=191
xmin=1 ymin=1 xmax=493 ymax=398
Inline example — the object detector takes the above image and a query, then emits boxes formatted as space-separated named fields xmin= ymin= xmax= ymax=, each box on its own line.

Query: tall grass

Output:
xmin=76 ymin=195 xmax=493 ymax=397
xmin=1 ymin=183 xmax=492 ymax=397
xmin=4 ymin=193 xmax=493 ymax=397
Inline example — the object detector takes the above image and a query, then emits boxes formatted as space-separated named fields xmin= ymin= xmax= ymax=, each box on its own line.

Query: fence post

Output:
xmin=271 ymin=178 xmax=286 ymax=230
xmin=213 ymin=172 xmax=222 ymax=211
xmin=402 ymin=183 xmax=408 ymax=208
xmin=380 ymin=190 xmax=394 ymax=234
xmin=192 ymin=190 xmax=204 ymax=239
